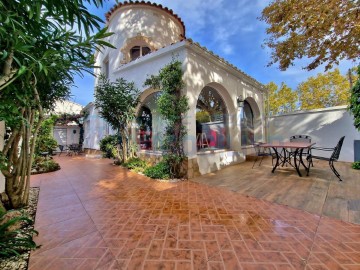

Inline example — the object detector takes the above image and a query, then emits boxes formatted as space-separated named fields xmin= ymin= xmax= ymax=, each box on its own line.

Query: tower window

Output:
xmin=130 ymin=46 xmax=151 ymax=61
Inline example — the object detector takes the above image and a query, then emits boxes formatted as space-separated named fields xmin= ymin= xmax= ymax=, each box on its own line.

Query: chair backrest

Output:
xmin=331 ymin=136 xmax=345 ymax=161
xmin=58 ymin=145 xmax=64 ymax=151
xmin=290 ymin=135 xmax=311 ymax=153
xmin=290 ymin=135 xmax=311 ymax=143
xmin=253 ymin=142 xmax=269 ymax=155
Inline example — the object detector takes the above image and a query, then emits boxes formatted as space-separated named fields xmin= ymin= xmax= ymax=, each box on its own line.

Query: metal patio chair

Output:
xmin=288 ymin=135 xmax=313 ymax=167
xmin=252 ymin=142 xmax=275 ymax=168
xmin=306 ymin=136 xmax=345 ymax=181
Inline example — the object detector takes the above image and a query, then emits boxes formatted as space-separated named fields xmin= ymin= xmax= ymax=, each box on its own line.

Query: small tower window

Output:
xmin=130 ymin=46 xmax=151 ymax=61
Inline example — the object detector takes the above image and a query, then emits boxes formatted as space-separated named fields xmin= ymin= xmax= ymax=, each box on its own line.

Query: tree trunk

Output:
xmin=1 ymin=85 xmax=44 ymax=209
xmin=121 ymin=129 xmax=128 ymax=163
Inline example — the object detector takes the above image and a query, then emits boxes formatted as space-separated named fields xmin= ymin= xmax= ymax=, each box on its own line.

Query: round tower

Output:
xmin=105 ymin=1 xmax=186 ymax=64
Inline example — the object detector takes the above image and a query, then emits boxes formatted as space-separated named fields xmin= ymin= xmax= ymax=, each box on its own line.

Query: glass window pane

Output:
xmin=130 ymin=46 xmax=140 ymax=60
xmin=196 ymin=87 xmax=228 ymax=150
xmin=142 ymin=47 xmax=151 ymax=56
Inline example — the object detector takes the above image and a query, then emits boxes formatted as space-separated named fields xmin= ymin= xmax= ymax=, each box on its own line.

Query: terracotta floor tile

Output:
xmin=29 ymin=157 xmax=360 ymax=270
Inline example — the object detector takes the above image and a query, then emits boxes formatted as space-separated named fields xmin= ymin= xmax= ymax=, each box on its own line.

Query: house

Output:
xmin=83 ymin=1 xmax=267 ymax=178
xmin=52 ymin=100 xmax=84 ymax=147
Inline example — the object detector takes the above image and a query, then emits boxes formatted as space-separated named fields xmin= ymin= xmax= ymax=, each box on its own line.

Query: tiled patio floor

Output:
xmin=29 ymin=156 xmax=360 ymax=269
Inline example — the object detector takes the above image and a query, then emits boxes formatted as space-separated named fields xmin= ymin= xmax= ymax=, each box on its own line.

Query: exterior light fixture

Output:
xmin=78 ymin=117 xmax=84 ymax=125
xmin=237 ymin=95 xmax=244 ymax=108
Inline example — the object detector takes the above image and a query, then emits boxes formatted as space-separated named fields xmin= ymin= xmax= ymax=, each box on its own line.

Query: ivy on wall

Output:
xmin=349 ymin=66 xmax=360 ymax=131
xmin=145 ymin=60 xmax=189 ymax=178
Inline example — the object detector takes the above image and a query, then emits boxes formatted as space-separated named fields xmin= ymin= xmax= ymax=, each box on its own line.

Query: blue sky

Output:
xmin=70 ymin=0 xmax=357 ymax=106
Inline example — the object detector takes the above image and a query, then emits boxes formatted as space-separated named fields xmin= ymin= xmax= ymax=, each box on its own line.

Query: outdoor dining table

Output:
xmin=261 ymin=141 xmax=316 ymax=177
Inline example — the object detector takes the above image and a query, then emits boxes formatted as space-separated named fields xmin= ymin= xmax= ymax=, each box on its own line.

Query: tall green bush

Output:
xmin=99 ymin=135 xmax=120 ymax=159
xmin=35 ymin=115 xmax=58 ymax=155
xmin=144 ymin=60 xmax=189 ymax=178
xmin=94 ymin=76 xmax=140 ymax=163
xmin=349 ymin=66 xmax=360 ymax=131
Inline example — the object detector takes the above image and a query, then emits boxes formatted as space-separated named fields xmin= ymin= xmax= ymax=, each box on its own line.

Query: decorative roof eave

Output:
xmin=111 ymin=37 xmax=266 ymax=93
xmin=184 ymin=39 xmax=266 ymax=92
xmin=105 ymin=1 xmax=186 ymax=37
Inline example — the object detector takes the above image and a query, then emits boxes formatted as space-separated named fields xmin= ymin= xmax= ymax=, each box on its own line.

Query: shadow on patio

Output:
xmin=192 ymin=157 xmax=360 ymax=224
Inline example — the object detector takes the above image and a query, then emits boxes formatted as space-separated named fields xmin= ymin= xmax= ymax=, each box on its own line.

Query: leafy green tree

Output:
xmin=298 ymin=68 xmax=353 ymax=110
xmin=145 ymin=60 xmax=189 ymax=179
xmin=349 ymin=66 xmax=360 ymax=131
xmin=260 ymin=0 xmax=359 ymax=71
xmin=94 ymin=76 xmax=140 ymax=163
xmin=265 ymin=82 xmax=297 ymax=115
xmin=35 ymin=116 xmax=58 ymax=156
xmin=0 ymin=0 xmax=113 ymax=209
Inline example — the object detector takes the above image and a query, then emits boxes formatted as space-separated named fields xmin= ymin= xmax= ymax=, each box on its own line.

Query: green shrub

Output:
xmin=123 ymin=157 xmax=147 ymax=171
xmin=32 ymin=156 xmax=60 ymax=174
xmin=99 ymin=135 xmax=119 ymax=159
xmin=0 ymin=212 xmax=39 ymax=258
xmin=144 ymin=161 xmax=170 ymax=179
xmin=352 ymin=161 xmax=360 ymax=170
xmin=35 ymin=116 xmax=58 ymax=155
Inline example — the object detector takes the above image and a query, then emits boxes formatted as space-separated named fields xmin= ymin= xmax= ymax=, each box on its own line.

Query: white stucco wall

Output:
xmin=268 ymin=106 xmax=360 ymax=162
xmin=0 ymin=121 xmax=5 ymax=193
xmin=53 ymin=126 xmax=81 ymax=146
xmin=83 ymin=104 xmax=112 ymax=150
xmin=88 ymin=40 xmax=266 ymax=175
xmin=183 ymin=43 xmax=266 ymax=158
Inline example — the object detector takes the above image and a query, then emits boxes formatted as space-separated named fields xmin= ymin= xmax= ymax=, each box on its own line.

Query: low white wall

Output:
xmin=268 ymin=106 xmax=360 ymax=162
xmin=197 ymin=150 xmax=245 ymax=175
xmin=0 ymin=121 xmax=5 ymax=193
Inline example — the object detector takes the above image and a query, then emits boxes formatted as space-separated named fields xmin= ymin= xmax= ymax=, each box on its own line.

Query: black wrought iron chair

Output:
xmin=252 ymin=142 xmax=275 ymax=168
xmin=58 ymin=145 xmax=65 ymax=156
xmin=306 ymin=136 xmax=345 ymax=181
xmin=288 ymin=135 xmax=313 ymax=167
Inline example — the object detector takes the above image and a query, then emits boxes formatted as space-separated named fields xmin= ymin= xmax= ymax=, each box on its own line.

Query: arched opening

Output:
xmin=136 ymin=106 xmax=152 ymax=150
xmin=196 ymin=86 xmax=228 ymax=151
xmin=241 ymin=100 xmax=255 ymax=145
xmin=135 ymin=92 xmax=164 ymax=151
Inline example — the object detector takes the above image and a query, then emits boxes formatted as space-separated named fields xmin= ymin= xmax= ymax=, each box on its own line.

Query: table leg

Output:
xmin=299 ymin=148 xmax=310 ymax=175
xmin=293 ymin=148 xmax=302 ymax=177
xmin=271 ymin=147 xmax=280 ymax=173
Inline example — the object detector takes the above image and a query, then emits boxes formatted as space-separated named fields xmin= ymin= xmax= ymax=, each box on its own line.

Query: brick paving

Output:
xmin=29 ymin=156 xmax=360 ymax=269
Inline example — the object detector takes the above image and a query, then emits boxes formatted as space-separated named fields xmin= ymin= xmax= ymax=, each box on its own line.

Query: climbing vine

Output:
xmin=349 ymin=66 xmax=360 ymax=132
xmin=144 ymin=60 xmax=189 ymax=178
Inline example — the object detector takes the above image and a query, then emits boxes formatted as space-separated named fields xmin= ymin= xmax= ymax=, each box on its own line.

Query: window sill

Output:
xmin=197 ymin=148 xmax=229 ymax=155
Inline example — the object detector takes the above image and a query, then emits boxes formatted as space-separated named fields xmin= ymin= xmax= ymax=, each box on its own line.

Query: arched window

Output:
xmin=130 ymin=46 xmax=151 ymax=61
xmin=196 ymin=87 xmax=228 ymax=150
xmin=136 ymin=106 xmax=152 ymax=150
xmin=241 ymin=100 xmax=254 ymax=145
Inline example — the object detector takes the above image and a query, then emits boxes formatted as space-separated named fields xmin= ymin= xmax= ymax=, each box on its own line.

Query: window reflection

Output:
xmin=241 ymin=100 xmax=254 ymax=145
xmin=196 ymin=87 xmax=228 ymax=150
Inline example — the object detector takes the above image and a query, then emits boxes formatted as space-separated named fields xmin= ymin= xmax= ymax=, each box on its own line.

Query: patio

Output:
xmin=29 ymin=156 xmax=360 ymax=269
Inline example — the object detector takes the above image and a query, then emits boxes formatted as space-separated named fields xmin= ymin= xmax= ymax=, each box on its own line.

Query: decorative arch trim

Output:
xmin=120 ymin=34 xmax=157 ymax=64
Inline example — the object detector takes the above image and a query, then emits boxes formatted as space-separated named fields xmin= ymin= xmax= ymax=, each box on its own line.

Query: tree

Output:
xmin=94 ymin=76 xmax=140 ymax=163
xmin=265 ymin=82 xmax=297 ymax=115
xmin=0 ymin=0 xmax=113 ymax=209
xmin=260 ymin=0 xmax=360 ymax=71
xmin=145 ymin=60 xmax=189 ymax=178
xmin=349 ymin=66 xmax=360 ymax=131
xmin=298 ymin=68 xmax=353 ymax=110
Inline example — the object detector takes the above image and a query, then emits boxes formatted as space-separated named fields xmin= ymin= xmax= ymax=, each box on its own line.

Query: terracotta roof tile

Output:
xmin=105 ymin=1 xmax=186 ymax=37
